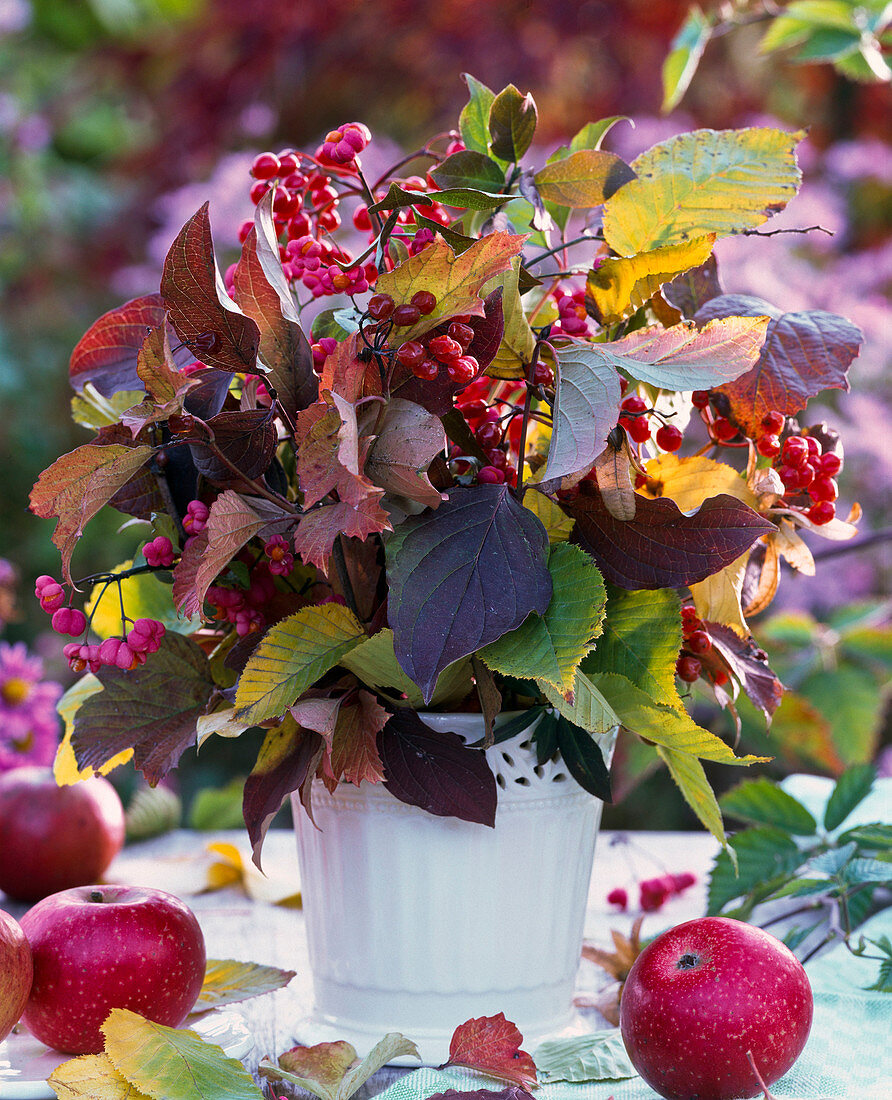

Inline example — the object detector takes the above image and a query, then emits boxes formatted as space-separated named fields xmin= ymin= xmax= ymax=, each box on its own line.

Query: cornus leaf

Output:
xmin=459 ymin=73 xmax=497 ymax=156
xmin=30 ymin=442 xmax=154 ymax=584
xmin=161 ymin=202 xmax=260 ymax=374
xmin=569 ymin=482 xmax=774 ymax=590
xmin=365 ymin=398 xmax=446 ymax=508
xmin=101 ymin=1007 xmax=263 ymax=1100
xmin=488 ymin=84 xmax=538 ymax=162
xmin=480 ymin=543 xmax=606 ymax=692
xmin=695 ymin=294 xmax=862 ymax=435
xmin=234 ymin=603 xmax=366 ymax=725
xmin=135 ymin=324 xmax=187 ymax=405
xmin=586 ymin=235 xmax=715 ymax=324
xmin=430 ymin=149 xmax=506 ymax=191
xmin=47 ymin=1052 xmax=155 ymax=1099
xmin=339 ymin=629 xmax=473 ymax=709
xmin=706 ymin=622 xmax=784 ymax=720
xmin=380 ymin=708 xmax=497 ymax=825
xmin=603 ymin=127 xmax=804 ymax=255
xmin=386 ymin=484 xmax=552 ymax=702
xmin=322 ymin=689 xmax=389 ymax=792
xmin=541 ymin=343 xmax=623 ymax=486
xmin=233 ymin=192 xmax=317 ymax=419
xmin=582 ymin=585 xmax=683 ymax=710
xmin=445 ymin=1013 xmax=538 ymax=1089
xmin=591 ymin=315 xmax=771 ymax=392
xmin=242 ymin=716 xmax=325 ymax=868
xmin=533 ymin=149 xmax=636 ymax=209
xmin=71 ymin=633 xmax=215 ymax=785
xmin=188 ymin=408 xmax=278 ymax=489
xmin=68 ymin=293 xmax=169 ymax=397
xmin=196 ymin=959 xmax=296 ymax=1010
xmin=373 ymin=232 xmax=526 ymax=344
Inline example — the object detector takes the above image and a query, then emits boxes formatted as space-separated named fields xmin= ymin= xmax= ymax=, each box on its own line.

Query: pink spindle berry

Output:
xmin=51 ymin=607 xmax=87 ymax=637
xmin=183 ymin=500 xmax=210 ymax=534
xmin=144 ymin=536 xmax=175 ymax=568
xmin=35 ymin=576 xmax=66 ymax=613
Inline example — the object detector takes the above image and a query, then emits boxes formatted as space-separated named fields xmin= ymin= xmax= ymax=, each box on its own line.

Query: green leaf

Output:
xmin=603 ymin=127 xmax=804 ymax=256
xmin=488 ymin=84 xmax=537 ymax=162
xmin=799 ymin=665 xmax=885 ymax=765
xmin=657 ymin=745 xmax=728 ymax=852
xmin=339 ymin=628 xmax=473 ymax=708
xmin=234 ymin=604 xmax=366 ymax=725
xmin=430 ymin=150 xmax=506 ymax=191
xmin=720 ymin=777 xmax=818 ymax=835
xmin=459 ymin=74 xmax=497 ymax=155
xmin=841 ymin=857 xmax=892 ymax=886
xmin=840 ymin=626 xmax=892 ymax=670
xmin=766 ymin=877 xmax=834 ymax=900
xmin=259 ymin=1034 xmax=420 ymax=1100
xmin=708 ymin=827 xmax=806 ymax=913
xmin=662 ymin=6 xmax=713 ymax=112
xmin=533 ymin=150 xmax=636 ymax=209
xmin=837 ymin=823 xmax=892 ymax=850
xmin=823 ymin=763 xmax=878 ymax=831
xmin=102 ymin=1007 xmax=264 ymax=1100
xmin=587 ymin=671 xmax=766 ymax=765
xmin=582 ymin=586 xmax=683 ymax=710
xmin=423 ymin=187 xmax=511 ymax=211
xmin=556 ymin=715 xmax=612 ymax=801
xmin=538 ymin=670 xmax=620 ymax=737
xmin=570 ymin=117 xmax=632 ymax=153
xmin=808 ymin=841 xmax=858 ymax=875
xmin=196 ymin=959 xmax=296 ymax=1010
xmin=536 ymin=1030 xmax=636 ymax=1083
xmin=480 ymin=543 xmax=607 ymax=691
xmin=783 ymin=923 xmax=823 ymax=951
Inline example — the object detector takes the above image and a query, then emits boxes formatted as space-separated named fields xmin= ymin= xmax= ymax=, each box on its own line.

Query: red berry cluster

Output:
xmin=618 ymin=394 xmax=684 ymax=452
xmin=207 ymin=561 xmax=279 ymax=637
xmin=452 ymin=378 xmax=533 ymax=486
xmin=607 ymin=872 xmax=696 ymax=913
xmin=675 ymin=605 xmax=726 ymax=686
xmin=769 ymin=420 xmax=842 ymax=527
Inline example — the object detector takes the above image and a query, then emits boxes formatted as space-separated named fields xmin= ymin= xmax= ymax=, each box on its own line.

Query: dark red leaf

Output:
xmin=379 ymin=709 xmax=497 ymax=826
xmin=183 ymin=367 xmax=236 ymax=421
xmin=161 ymin=202 xmax=260 ymax=374
xmin=568 ymin=482 xmax=775 ymax=590
xmin=69 ymin=294 xmax=167 ymax=396
xmin=188 ymin=409 xmax=278 ymax=488
xmin=445 ymin=1014 xmax=538 ymax=1089
xmin=71 ymin=633 xmax=215 ymax=784
xmin=695 ymin=294 xmax=861 ymax=435
xmin=706 ymin=622 xmax=784 ymax=720
xmin=387 ymin=484 xmax=552 ymax=701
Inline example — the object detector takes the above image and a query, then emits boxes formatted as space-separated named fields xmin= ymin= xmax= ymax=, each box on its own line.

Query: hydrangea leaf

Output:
xmin=480 ymin=543 xmax=606 ymax=691
xmin=603 ymin=127 xmax=804 ymax=255
xmin=234 ymin=604 xmax=366 ymax=725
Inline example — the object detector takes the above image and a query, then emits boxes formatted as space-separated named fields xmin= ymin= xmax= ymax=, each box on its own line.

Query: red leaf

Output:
xmin=322 ymin=690 xmax=389 ymax=792
xmin=379 ymin=709 xmax=497 ymax=826
xmin=161 ymin=202 xmax=260 ymax=374
xmin=445 ymin=1014 xmax=538 ymax=1090
xmin=706 ymin=622 xmax=784 ymax=720
xmin=292 ymin=496 xmax=391 ymax=572
xmin=69 ymin=293 xmax=168 ymax=396
xmin=568 ymin=482 xmax=774 ymax=590
xmin=695 ymin=294 xmax=861 ymax=435
xmin=188 ymin=408 xmax=278 ymax=489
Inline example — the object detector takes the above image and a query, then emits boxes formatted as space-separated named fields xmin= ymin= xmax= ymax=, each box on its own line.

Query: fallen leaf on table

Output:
xmin=425 ymin=1088 xmax=535 ymax=1100
xmin=260 ymin=1032 xmax=420 ymax=1100
xmin=534 ymin=1031 xmax=636 ymax=1083
xmin=201 ymin=841 xmax=302 ymax=905
xmin=194 ymin=958 xmax=296 ymax=1010
xmin=580 ymin=917 xmax=644 ymax=1025
xmin=443 ymin=1014 xmax=538 ymax=1090
xmin=47 ymin=1052 xmax=154 ymax=1099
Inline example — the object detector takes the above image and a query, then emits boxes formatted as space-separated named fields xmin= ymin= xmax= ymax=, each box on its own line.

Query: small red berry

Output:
xmin=626 ymin=417 xmax=651 ymax=444
xmin=757 ymin=433 xmax=782 ymax=458
xmin=353 ymin=204 xmax=372 ymax=232
xmin=607 ymin=887 xmax=628 ymax=910
xmin=411 ymin=358 xmax=439 ymax=381
xmin=817 ymin=452 xmax=842 ymax=477
xmin=251 ymin=152 xmax=280 ymax=180
xmin=447 ymin=356 xmax=479 ymax=384
xmin=782 ymin=435 xmax=809 ymax=467
xmin=810 ymin=476 xmax=838 ymax=502
xmin=410 ymin=290 xmax=437 ymax=315
xmin=676 ymin=655 xmax=702 ymax=683
xmin=367 ymin=293 xmax=395 ymax=320
xmin=396 ymin=340 xmax=425 ymax=369
xmin=391 ymin=303 xmax=421 ymax=326
xmin=655 ymin=424 xmax=683 ymax=452
xmin=448 ymin=321 xmax=474 ymax=349
xmin=621 ymin=394 xmax=647 ymax=414
xmin=711 ymin=417 xmax=737 ymax=442
xmin=476 ymin=422 xmax=501 ymax=449
xmin=691 ymin=390 xmax=710 ymax=410
xmin=428 ymin=334 xmax=462 ymax=363
xmin=532 ymin=362 xmax=555 ymax=387
xmin=477 ymin=465 xmax=505 ymax=484
xmin=760 ymin=409 xmax=785 ymax=435
xmin=687 ymin=630 xmax=713 ymax=656
xmin=807 ymin=500 xmax=836 ymax=525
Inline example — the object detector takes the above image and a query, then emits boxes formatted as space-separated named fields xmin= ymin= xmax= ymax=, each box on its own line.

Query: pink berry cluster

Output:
xmin=143 ymin=536 xmax=175 ymax=568
xmin=63 ymin=619 xmax=166 ymax=674
xmin=284 ymin=235 xmax=374 ymax=298
xmin=318 ymin=122 xmax=371 ymax=166
xmin=550 ymin=285 xmax=592 ymax=338
xmin=607 ymin=872 xmax=696 ymax=913
xmin=264 ymin=535 xmax=294 ymax=577
xmin=35 ymin=578 xmax=87 ymax=638
xmin=183 ymin=500 xmax=209 ymax=535
xmin=207 ymin=562 xmax=278 ymax=637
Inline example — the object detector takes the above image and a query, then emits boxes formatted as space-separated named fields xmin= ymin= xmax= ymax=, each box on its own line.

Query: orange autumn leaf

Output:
xmin=445 ymin=1013 xmax=538 ymax=1089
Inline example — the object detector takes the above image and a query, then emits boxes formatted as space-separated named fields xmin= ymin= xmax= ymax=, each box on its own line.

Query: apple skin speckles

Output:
xmin=620 ymin=916 xmax=813 ymax=1100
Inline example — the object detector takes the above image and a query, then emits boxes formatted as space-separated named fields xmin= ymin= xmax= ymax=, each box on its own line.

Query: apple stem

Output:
xmin=89 ymin=889 xmax=104 ymax=903
xmin=746 ymin=1051 xmax=778 ymax=1099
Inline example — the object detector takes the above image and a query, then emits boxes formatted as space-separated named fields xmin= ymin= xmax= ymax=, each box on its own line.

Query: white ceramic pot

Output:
xmin=292 ymin=713 xmax=616 ymax=1064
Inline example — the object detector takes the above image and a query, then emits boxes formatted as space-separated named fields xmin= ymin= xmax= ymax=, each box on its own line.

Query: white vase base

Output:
xmin=291 ymin=1006 xmax=603 ymax=1066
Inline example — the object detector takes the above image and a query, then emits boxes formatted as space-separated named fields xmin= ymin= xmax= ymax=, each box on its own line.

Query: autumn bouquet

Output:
xmin=31 ymin=77 xmax=863 ymax=861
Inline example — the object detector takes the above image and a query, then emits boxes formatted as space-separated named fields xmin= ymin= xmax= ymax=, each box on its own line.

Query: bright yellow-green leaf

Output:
xmin=234 ymin=604 xmax=366 ymax=725
xmin=658 ymin=745 xmax=732 ymax=859
xmin=72 ymin=387 xmax=146 ymax=431
xmin=481 ymin=544 xmax=606 ymax=691
xmin=662 ymin=5 xmax=712 ymax=112
xmin=586 ymin=235 xmax=715 ymax=324
xmin=340 ymin=628 xmax=472 ymax=708
xmin=603 ymin=127 xmax=804 ymax=256
xmin=588 ymin=671 xmax=767 ymax=765
xmin=86 ymin=560 xmax=202 ymax=638
xmin=55 ymin=675 xmax=133 ymax=784
xmin=195 ymin=707 xmax=253 ymax=748
xmin=533 ymin=149 xmax=636 ymax=208
xmin=374 ymin=233 xmax=526 ymax=344
xmin=196 ymin=959 xmax=296 ymax=1010
xmin=539 ymin=669 xmax=620 ymax=738
xmin=524 ymin=488 xmax=573 ymax=542
xmin=644 ymin=453 xmax=757 ymax=510
xmin=481 ymin=260 xmax=536 ymax=380
xmin=47 ymin=1053 xmax=154 ymax=1099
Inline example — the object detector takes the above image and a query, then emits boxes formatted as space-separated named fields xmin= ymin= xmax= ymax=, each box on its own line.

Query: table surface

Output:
xmin=1 ymin=828 xmax=721 ymax=1097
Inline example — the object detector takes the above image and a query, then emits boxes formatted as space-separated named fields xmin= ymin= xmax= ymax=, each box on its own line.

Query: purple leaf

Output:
xmin=568 ymin=483 xmax=775 ymax=589
xmin=387 ymin=485 xmax=552 ymax=702
xmin=188 ymin=409 xmax=278 ymax=488
xmin=695 ymin=294 xmax=862 ymax=435
xmin=379 ymin=709 xmax=497 ymax=826
xmin=69 ymin=294 xmax=168 ymax=396
xmin=183 ymin=367 xmax=235 ymax=421
xmin=663 ymin=255 xmax=722 ymax=318
xmin=71 ymin=633 xmax=215 ymax=785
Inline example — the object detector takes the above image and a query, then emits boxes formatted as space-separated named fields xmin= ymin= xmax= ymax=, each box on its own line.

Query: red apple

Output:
xmin=19 ymin=884 xmax=206 ymax=1054
xmin=0 ymin=908 xmax=33 ymax=1041
xmin=620 ymin=916 xmax=813 ymax=1100
xmin=0 ymin=766 xmax=125 ymax=902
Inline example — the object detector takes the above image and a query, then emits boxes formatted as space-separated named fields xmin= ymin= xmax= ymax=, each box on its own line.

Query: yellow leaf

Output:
xmin=55 ymin=675 xmax=133 ymax=785
xmin=657 ymin=746 xmax=728 ymax=851
xmin=374 ymin=232 xmax=527 ymax=344
xmin=644 ymin=453 xmax=757 ymax=511
xmin=480 ymin=260 xmax=535 ymax=380
xmin=196 ymin=706 xmax=253 ymax=748
xmin=691 ymin=553 xmax=749 ymax=636
xmin=603 ymin=127 xmax=804 ymax=255
xmin=742 ymin=538 xmax=780 ymax=618
xmin=774 ymin=518 xmax=815 ymax=575
xmin=47 ymin=1053 xmax=153 ymax=1099
xmin=523 ymin=488 xmax=573 ymax=542
xmin=203 ymin=842 xmax=247 ymax=892
xmin=196 ymin=958 xmax=296 ymax=1010
xmin=533 ymin=149 xmax=636 ymax=208
xmin=586 ymin=235 xmax=715 ymax=324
